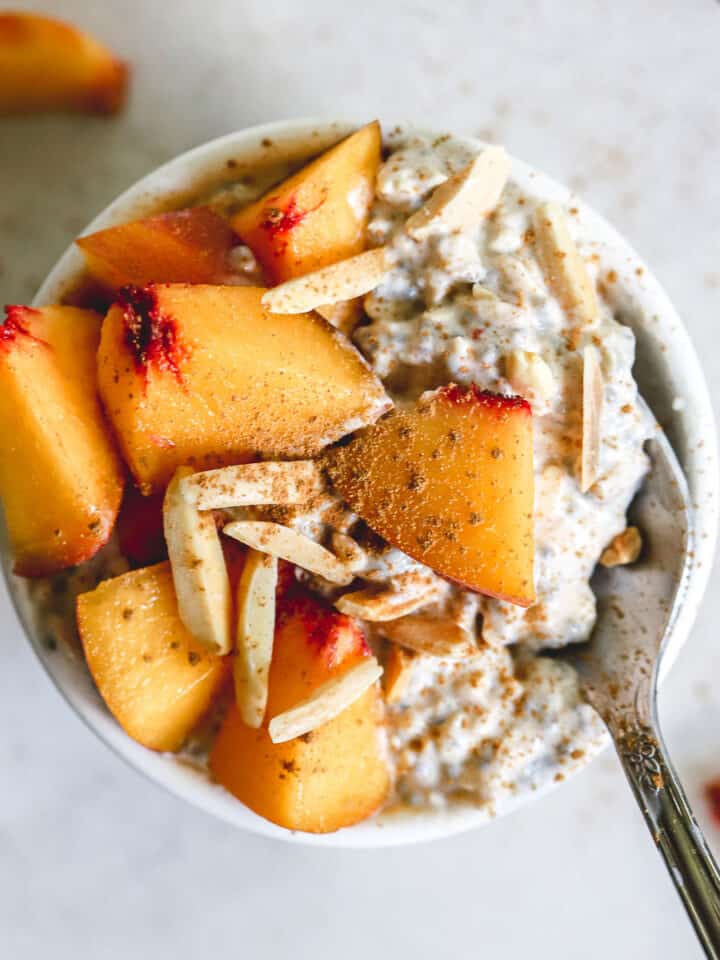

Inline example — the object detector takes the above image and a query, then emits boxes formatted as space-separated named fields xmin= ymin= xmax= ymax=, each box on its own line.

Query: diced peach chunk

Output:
xmin=77 ymin=562 xmax=228 ymax=752
xmin=326 ymin=385 xmax=535 ymax=606
xmin=0 ymin=305 xmax=124 ymax=576
xmin=232 ymin=123 xmax=381 ymax=326
xmin=76 ymin=207 xmax=239 ymax=290
xmin=0 ymin=12 xmax=127 ymax=114
xmin=97 ymin=283 xmax=390 ymax=492
xmin=210 ymin=585 xmax=390 ymax=833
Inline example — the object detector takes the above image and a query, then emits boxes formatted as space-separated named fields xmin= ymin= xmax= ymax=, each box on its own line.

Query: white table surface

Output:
xmin=2 ymin=2 xmax=720 ymax=957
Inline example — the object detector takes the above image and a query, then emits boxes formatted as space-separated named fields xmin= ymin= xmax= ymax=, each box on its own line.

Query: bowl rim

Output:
xmin=7 ymin=116 xmax=717 ymax=848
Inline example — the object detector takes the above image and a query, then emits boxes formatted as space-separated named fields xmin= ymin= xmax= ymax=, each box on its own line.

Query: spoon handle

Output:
xmin=614 ymin=722 xmax=720 ymax=957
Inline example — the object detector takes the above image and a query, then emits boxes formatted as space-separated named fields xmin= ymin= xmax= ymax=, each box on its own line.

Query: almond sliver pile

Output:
xmin=164 ymin=461 xmax=386 ymax=735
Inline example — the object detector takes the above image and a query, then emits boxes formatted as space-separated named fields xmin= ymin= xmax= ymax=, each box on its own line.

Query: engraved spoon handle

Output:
xmin=613 ymin=721 xmax=720 ymax=958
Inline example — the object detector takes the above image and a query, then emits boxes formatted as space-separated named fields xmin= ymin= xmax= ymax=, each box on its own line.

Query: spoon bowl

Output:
xmin=566 ymin=405 xmax=693 ymax=728
xmin=560 ymin=406 xmax=720 ymax=957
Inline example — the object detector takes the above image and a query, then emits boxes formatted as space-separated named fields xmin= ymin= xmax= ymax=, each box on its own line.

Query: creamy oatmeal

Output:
xmin=17 ymin=124 xmax=656 ymax=826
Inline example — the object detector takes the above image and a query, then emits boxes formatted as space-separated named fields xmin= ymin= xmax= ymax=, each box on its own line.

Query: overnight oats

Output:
xmin=0 ymin=121 xmax=655 ymax=833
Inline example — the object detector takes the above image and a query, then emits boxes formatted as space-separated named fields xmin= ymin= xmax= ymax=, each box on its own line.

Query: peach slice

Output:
xmin=0 ymin=305 xmax=124 ymax=576
xmin=76 ymin=207 xmax=239 ymax=290
xmin=326 ymin=384 xmax=535 ymax=606
xmin=0 ymin=12 xmax=127 ymax=115
xmin=210 ymin=585 xmax=390 ymax=833
xmin=97 ymin=283 xmax=390 ymax=493
xmin=77 ymin=562 xmax=228 ymax=752
xmin=232 ymin=122 xmax=381 ymax=335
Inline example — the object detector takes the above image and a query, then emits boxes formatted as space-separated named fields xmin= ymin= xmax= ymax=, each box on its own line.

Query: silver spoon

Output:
xmin=559 ymin=408 xmax=720 ymax=956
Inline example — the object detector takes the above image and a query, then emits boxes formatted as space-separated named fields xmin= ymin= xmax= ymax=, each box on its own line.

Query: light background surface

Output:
xmin=1 ymin=2 xmax=719 ymax=957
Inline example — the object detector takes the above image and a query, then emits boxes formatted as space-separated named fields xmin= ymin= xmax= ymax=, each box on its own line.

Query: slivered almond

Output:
xmin=497 ymin=255 xmax=546 ymax=305
xmin=335 ymin=582 xmax=439 ymax=622
xmin=262 ymin=248 xmax=390 ymax=315
xmin=382 ymin=616 xmax=477 ymax=658
xmin=223 ymin=521 xmax=352 ymax=585
xmin=330 ymin=531 xmax=367 ymax=573
xmin=182 ymin=460 xmax=324 ymax=510
xmin=505 ymin=350 xmax=556 ymax=403
xmin=581 ymin=345 xmax=603 ymax=493
xmin=164 ymin=466 xmax=232 ymax=654
xmin=471 ymin=283 xmax=497 ymax=301
xmin=234 ymin=549 xmax=278 ymax=727
xmin=384 ymin=646 xmax=416 ymax=705
xmin=405 ymin=146 xmax=510 ymax=240
xmin=533 ymin=202 xmax=599 ymax=326
xmin=600 ymin=526 xmax=642 ymax=567
xmin=268 ymin=657 xmax=383 ymax=744
xmin=315 ymin=300 xmax=360 ymax=337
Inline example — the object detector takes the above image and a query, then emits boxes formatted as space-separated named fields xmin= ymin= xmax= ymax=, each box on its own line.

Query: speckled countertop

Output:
xmin=1 ymin=2 xmax=719 ymax=958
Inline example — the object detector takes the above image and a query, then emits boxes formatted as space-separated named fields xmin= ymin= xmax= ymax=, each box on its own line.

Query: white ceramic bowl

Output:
xmin=6 ymin=119 xmax=718 ymax=848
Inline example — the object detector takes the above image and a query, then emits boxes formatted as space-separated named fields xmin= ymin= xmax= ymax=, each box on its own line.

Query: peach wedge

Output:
xmin=77 ymin=562 xmax=228 ymax=752
xmin=0 ymin=12 xmax=127 ymax=115
xmin=0 ymin=305 xmax=124 ymax=576
xmin=232 ymin=122 xmax=381 ymax=294
xmin=326 ymin=384 xmax=536 ymax=606
xmin=210 ymin=585 xmax=390 ymax=833
xmin=97 ymin=283 xmax=390 ymax=492
xmin=76 ymin=207 xmax=240 ymax=290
